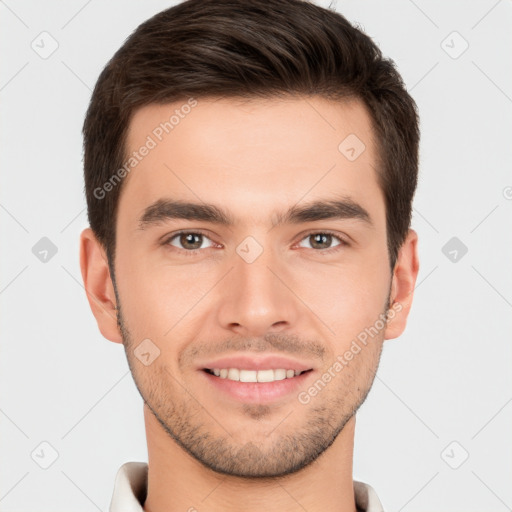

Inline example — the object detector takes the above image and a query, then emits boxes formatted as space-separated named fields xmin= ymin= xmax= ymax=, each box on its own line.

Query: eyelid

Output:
xmin=161 ymin=229 xmax=219 ymax=250
xmin=294 ymin=230 xmax=349 ymax=251
xmin=161 ymin=229 xmax=350 ymax=255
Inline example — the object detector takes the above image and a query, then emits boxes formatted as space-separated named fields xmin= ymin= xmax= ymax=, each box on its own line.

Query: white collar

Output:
xmin=109 ymin=462 xmax=385 ymax=512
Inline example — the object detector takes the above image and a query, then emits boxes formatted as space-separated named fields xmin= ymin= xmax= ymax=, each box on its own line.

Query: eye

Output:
xmin=297 ymin=231 xmax=347 ymax=253
xmin=164 ymin=231 xmax=216 ymax=253
xmin=161 ymin=229 xmax=348 ymax=257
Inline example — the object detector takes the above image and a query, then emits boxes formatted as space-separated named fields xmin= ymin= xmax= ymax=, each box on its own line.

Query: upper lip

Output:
xmin=197 ymin=354 xmax=316 ymax=372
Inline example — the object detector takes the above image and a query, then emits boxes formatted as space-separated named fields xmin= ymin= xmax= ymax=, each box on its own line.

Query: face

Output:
xmin=110 ymin=96 xmax=396 ymax=477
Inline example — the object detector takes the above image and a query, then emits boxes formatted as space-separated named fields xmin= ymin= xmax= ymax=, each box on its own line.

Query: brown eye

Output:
xmin=167 ymin=231 xmax=214 ymax=251
xmin=298 ymin=232 xmax=345 ymax=251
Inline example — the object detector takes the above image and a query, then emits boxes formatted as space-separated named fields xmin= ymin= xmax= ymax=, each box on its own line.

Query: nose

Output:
xmin=216 ymin=239 xmax=300 ymax=337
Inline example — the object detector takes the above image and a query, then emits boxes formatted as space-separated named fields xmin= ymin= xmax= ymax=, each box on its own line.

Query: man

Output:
xmin=79 ymin=0 xmax=420 ymax=510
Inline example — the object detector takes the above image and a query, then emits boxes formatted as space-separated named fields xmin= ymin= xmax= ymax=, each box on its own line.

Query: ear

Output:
xmin=384 ymin=229 xmax=420 ymax=340
xmin=79 ymin=227 xmax=123 ymax=344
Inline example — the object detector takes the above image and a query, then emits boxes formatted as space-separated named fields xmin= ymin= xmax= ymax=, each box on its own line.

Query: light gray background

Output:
xmin=1 ymin=1 xmax=511 ymax=511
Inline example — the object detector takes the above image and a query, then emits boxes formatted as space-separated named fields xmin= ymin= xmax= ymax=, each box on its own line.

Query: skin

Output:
xmin=80 ymin=95 xmax=419 ymax=512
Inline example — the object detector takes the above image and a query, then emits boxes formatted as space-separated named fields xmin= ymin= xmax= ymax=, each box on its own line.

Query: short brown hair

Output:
xmin=83 ymin=0 xmax=419 ymax=271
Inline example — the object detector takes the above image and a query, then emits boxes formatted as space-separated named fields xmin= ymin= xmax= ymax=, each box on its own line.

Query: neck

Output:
xmin=142 ymin=404 xmax=358 ymax=512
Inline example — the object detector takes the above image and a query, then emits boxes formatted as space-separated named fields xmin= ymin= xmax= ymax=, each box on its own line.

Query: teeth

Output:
xmin=210 ymin=368 xmax=305 ymax=382
xmin=257 ymin=369 xmax=274 ymax=382
xmin=228 ymin=368 xmax=239 ymax=381
xmin=240 ymin=370 xmax=257 ymax=382
xmin=274 ymin=369 xmax=286 ymax=380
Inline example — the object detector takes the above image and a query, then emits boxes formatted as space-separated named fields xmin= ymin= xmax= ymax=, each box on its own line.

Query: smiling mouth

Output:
xmin=203 ymin=368 xmax=313 ymax=383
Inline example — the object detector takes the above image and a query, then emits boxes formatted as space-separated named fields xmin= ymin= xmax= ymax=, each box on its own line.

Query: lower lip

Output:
xmin=200 ymin=370 xmax=314 ymax=404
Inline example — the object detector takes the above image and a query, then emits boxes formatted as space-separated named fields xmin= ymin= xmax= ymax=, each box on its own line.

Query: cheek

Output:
xmin=115 ymin=253 xmax=218 ymax=340
xmin=292 ymin=255 xmax=390 ymax=335
xmin=115 ymin=229 xmax=390 ymax=342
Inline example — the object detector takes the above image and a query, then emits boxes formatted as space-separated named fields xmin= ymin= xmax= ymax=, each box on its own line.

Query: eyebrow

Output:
xmin=137 ymin=196 xmax=373 ymax=230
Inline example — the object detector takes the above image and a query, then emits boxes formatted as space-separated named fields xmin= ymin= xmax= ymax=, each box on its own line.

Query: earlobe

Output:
xmin=384 ymin=229 xmax=420 ymax=340
xmin=79 ymin=228 xmax=123 ymax=344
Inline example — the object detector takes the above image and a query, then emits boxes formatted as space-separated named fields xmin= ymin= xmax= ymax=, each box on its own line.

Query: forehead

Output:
xmin=119 ymin=95 xmax=384 ymax=229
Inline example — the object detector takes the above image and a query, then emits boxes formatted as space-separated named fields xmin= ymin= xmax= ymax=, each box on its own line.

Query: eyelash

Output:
xmin=161 ymin=229 xmax=349 ymax=257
